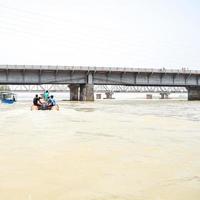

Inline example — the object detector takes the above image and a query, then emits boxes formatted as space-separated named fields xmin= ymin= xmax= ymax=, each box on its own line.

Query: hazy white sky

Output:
xmin=0 ymin=0 xmax=199 ymax=69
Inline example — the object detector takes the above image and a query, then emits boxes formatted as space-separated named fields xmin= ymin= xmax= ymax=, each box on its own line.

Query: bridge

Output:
xmin=7 ymin=85 xmax=187 ymax=99
xmin=8 ymin=85 xmax=187 ymax=93
xmin=0 ymin=65 xmax=199 ymax=101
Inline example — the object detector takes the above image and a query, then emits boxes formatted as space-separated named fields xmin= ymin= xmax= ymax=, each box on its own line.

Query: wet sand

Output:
xmin=0 ymin=100 xmax=200 ymax=200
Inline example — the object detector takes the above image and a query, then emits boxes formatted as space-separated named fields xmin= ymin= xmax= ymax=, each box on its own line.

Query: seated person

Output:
xmin=48 ymin=95 xmax=56 ymax=108
xmin=33 ymin=94 xmax=42 ymax=107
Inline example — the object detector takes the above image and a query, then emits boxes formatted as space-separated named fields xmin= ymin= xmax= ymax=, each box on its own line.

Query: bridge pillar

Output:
xmin=160 ymin=92 xmax=169 ymax=99
xmin=187 ymin=86 xmax=200 ymax=100
xmin=68 ymin=84 xmax=79 ymax=101
xmin=146 ymin=94 xmax=153 ymax=99
xmin=104 ymin=91 xmax=114 ymax=99
xmin=80 ymin=84 xmax=94 ymax=101
xmin=79 ymin=72 xmax=94 ymax=101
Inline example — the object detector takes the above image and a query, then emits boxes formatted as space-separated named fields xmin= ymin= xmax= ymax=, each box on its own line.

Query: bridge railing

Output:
xmin=0 ymin=65 xmax=199 ymax=74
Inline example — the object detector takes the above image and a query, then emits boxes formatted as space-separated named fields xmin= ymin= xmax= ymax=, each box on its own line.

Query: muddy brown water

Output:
xmin=0 ymin=100 xmax=200 ymax=200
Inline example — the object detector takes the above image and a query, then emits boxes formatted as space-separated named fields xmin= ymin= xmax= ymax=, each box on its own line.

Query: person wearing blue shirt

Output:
xmin=48 ymin=95 xmax=56 ymax=108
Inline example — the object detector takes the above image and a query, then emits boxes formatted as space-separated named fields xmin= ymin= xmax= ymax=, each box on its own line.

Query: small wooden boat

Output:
xmin=31 ymin=103 xmax=59 ymax=111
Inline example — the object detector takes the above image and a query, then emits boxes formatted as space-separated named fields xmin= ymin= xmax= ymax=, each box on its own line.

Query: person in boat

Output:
xmin=44 ymin=90 xmax=49 ymax=101
xmin=33 ymin=94 xmax=42 ymax=107
xmin=48 ymin=95 xmax=56 ymax=109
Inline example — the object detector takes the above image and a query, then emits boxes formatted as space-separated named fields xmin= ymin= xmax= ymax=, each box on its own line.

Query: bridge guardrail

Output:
xmin=0 ymin=65 xmax=199 ymax=74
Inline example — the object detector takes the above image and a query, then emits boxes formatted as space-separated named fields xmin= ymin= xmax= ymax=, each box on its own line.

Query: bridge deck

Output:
xmin=0 ymin=65 xmax=200 ymax=88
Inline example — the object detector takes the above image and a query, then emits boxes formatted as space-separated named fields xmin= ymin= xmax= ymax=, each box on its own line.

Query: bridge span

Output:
xmin=0 ymin=65 xmax=200 ymax=100
xmin=8 ymin=85 xmax=187 ymax=93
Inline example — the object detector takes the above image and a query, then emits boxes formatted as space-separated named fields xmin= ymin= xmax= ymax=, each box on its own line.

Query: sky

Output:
xmin=0 ymin=0 xmax=199 ymax=69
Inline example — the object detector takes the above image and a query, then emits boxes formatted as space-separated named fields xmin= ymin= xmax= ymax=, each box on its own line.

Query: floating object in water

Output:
xmin=31 ymin=103 xmax=59 ymax=111
xmin=0 ymin=92 xmax=17 ymax=104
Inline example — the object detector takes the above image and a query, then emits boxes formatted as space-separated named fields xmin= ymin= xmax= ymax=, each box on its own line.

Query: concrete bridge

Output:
xmin=0 ymin=65 xmax=200 ymax=101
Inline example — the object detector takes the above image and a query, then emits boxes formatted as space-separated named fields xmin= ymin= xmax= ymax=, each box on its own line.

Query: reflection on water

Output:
xmin=0 ymin=99 xmax=200 ymax=200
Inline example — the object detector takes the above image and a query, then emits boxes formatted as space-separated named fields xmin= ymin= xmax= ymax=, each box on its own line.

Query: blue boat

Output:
xmin=0 ymin=92 xmax=17 ymax=104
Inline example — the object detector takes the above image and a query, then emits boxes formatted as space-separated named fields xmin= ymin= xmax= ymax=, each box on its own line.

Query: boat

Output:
xmin=31 ymin=98 xmax=59 ymax=111
xmin=31 ymin=104 xmax=59 ymax=111
xmin=0 ymin=92 xmax=17 ymax=104
xmin=31 ymin=95 xmax=59 ymax=111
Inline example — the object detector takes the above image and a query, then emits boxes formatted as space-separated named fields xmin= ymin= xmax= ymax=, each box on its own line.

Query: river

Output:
xmin=0 ymin=96 xmax=200 ymax=200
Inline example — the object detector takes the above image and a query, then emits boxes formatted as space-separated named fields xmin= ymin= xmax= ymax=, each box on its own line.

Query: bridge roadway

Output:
xmin=0 ymin=65 xmax=200 ymax=101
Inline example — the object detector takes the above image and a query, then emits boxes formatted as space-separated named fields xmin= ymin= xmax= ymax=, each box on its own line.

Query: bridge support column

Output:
xmin=187 ymin=86 xmax=200 ymax=100
xmin=80 ymin=84 xmax=94 ymax=101
xmin=79 ymin=72 xmax=94 ymax=101
xmin=68 ymin=84 xmax=79 ymax=101
xmin=160 ymin=92 xmax=169 ymax=99
xmin=105 ymin=91 xmax=114 ymax=99
xmin=146 ymin=94 xmax=153 ymax=99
